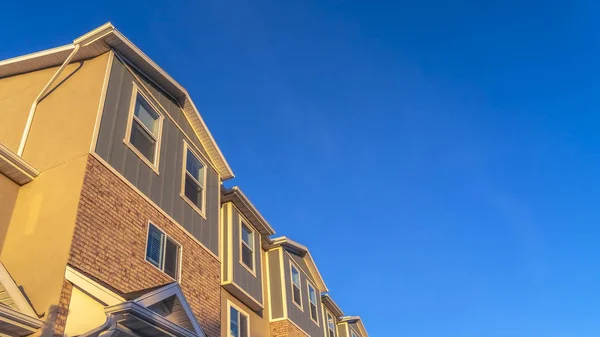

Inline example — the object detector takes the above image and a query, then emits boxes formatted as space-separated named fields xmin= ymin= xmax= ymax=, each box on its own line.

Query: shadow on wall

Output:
xmin=36 ymin=304 xmax=65 ymax=337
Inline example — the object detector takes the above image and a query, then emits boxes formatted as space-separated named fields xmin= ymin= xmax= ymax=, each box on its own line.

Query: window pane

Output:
xmin=240 ymin=314 xmax=248 ymax=337
xmin=293 ymin=285 xmax=301 ymax=305
xmin=291 ymin=267 xmax=300 ymax=286
xmin=184 ymin=174 xmax=203 ymax=209
xmin=130 ymin=120 xmax=156 ymax=162
xmin=146 ymin=224 xmax=164 ymax=268
xmin=309 ymin=286 xmax=317 ymax=303
xmin=241 ymin=224 xmax=253 ymax=248
xmin=310 ymin=303 xmax=318 ymax=320
xmin=230 ymin=307 xmax=239 ymax=337
xmin=134 ymin=94 xmax=159 ymax=134
xmin=329 ymin=330 xmax=335 ymax=337
xmin=241 ymin=245 xmax=253 ymax=270
xmin=164 ymin=238 xmax=179 ymax=279
xmin=186 ymin=150 xmax=204 ymax=184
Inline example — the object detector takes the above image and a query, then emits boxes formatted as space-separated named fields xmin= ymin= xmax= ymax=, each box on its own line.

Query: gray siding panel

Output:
xmin=283 ymin=252 xmax=325 ymax=337
xmin=231 ymin=209 xmax=263 ymax=304
xmin=95 ymin=57 xmax=220 ymax=255
xmin=287 ymin=250 xmax=317 ymax=285
xmin=268 ymin=250 xmax=283 ymax=319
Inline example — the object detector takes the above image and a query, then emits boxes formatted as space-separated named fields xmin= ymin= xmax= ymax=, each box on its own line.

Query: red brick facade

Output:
xmin=269 ymin=320 xmax=310 ymax=337
xmin=67 ymin=155 xmax=221 ymax=337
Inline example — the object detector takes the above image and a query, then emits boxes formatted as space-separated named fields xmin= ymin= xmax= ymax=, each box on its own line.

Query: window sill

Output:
xmin=239 ymin=259 xmax=257 ymax=278
xmin=123 ymin=140 xmax=160 ymax=175
xmin=144 ymin=257 xmax=179 ymax=283
xmin=180 ymin=193 xmax=207 ymax=220
xmin=292 ymin=300 xmax=304 ymax=312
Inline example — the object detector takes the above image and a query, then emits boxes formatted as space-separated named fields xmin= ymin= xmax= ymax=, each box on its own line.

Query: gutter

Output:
xmin=16 ymin=22 xmax=114 ymax=157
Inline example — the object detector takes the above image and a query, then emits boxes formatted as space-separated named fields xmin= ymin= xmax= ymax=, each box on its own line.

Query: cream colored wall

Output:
xmin=221 ymin=289 xmax=270 ymax=337
xmin=63 ymin=287 xmax=107 ymax=337
xmin=21 ymin=53 xmax=109 ymax=171
xmin=0 ymin=52 xmax=109 ymax=318
xmin=0 ymin=174 xmax=18 ymax=251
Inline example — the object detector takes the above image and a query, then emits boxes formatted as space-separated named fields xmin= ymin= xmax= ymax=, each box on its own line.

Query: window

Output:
xmin=351 ymin=330 xmax=359 ymax=337
xmin=229 ymin=304 xmax=249 ymax=337
xmin=326 ymin=312 xmax=336 ymax=337
xmin=240 ymin=222 xmax=255 ymax=273
xmin=290 ymin=264 xmax=302 ymax=308
xmin=126 ymin=88 xmax=163 ymax=169
xmin=146 ymin=223 xmax=181 ymax=280
xmin=308 ymin=283 xmax=318 ymax=324
xmin=181 ymin=143 xmax=206 ymax=215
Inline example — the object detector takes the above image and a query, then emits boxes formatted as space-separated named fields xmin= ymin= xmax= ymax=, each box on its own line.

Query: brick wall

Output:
xmin=68 ymin=155 xmax=221 ymax=337
xmin=269 ymin=320 xmax=310 ymax=337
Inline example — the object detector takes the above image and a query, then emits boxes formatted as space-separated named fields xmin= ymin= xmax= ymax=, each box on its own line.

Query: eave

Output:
xmin=221 ymin=186 xmax=276 ymax=238
xmin=0 ymin=143 xmax=39 ymax=185
xmin=0 ymin=22 xmax=234 ymax=180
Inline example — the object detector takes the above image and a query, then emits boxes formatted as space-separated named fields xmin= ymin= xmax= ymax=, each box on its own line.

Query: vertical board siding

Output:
xmin=283 ymin=251 xmax=325 ymax=337
xmin=287 ymin=251 xmax=317 ymax=285
xmin=268 ymin=250 xmax=283 ymax=319
xmin=231 ymin=209 xmax=264 ymax=303
xmin=95 ymin=57 xmax=220 ymax=255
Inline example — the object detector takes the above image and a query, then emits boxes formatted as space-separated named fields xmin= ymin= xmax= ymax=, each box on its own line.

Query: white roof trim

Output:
xmin=0 ymin=262 xmax=38 ymax=317
xmin=131 ymin=283 xmax=206 ymax=337
xmin=267 ymin=236 xmax=328 ymax=292
xmin=0 ymin=22 xmax=234 ymax=180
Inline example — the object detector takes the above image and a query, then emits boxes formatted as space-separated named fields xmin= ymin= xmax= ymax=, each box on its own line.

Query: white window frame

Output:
xmin=289 ymin=261 xmax=303 ymax=311
xmin=307 ymin=281 xmax=319 ymax=326
xmin=180 ymin=141 xmax=207 ymax=219
xmin=238 ymin=218 xmax=257 ymax=276
xmin=123 ymin=83 xmax=164 ymax=174
xmin=145 ymin=222 xmax=182 ymax=281
xmin=324 ymin=310 xmax=337 ymax=337
xmin=227 ymin=300 xmax=250 ymax=337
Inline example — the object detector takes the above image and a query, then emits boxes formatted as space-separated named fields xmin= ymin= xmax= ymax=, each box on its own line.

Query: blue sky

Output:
xmin=4 ymin=1 xmax=600 ymax=336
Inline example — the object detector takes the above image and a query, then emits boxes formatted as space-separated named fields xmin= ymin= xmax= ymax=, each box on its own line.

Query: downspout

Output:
xmin=17 ymin=44 xmax=81 ymax=156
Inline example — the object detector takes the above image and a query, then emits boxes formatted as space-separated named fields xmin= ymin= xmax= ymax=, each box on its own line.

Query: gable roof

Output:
xmin=0 ymin=262 xmax=43 ymax=336
xmin=321 ymin=293 xmax=344 ymax=318
xmin=0 ymin=22 xmax=234 ymax=180
xmin=125 ymin=282 xmax=205 ymax=337
xmin=221 ymin=186 xmax=276 ymax=238
xmin=266 ymin=236 xmax=328 ymax=292
xmin=339 ymin=316 xmax=370 ymax=337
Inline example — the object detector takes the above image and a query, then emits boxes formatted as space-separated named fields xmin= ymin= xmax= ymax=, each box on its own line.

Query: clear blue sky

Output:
xmin=4 ymin=1 xmax=600 ymax=336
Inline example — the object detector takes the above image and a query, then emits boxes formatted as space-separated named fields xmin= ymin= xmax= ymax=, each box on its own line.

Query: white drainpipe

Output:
xmin=17 ymin=43 xmax=81 ymax=156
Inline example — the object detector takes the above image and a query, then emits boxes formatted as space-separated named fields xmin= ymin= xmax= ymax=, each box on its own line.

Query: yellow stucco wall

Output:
xmin=0 ymin=52 xmax=109 ymax=318
xmin=63 ymin=287 xmax=107 ymax=337
xmin=0 ymin=174 xmax=19 ymax=251
xmin=21 ymin=53 xmax=109 ymax=171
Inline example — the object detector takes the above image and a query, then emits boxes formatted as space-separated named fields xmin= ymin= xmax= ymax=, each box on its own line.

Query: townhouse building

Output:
xmin=0 ymin=23 xmax=369 ymax=337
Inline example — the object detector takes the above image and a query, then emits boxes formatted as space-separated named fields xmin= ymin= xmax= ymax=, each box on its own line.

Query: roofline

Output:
xmin=267 ymin=236 xmax=328 ymax=292
xmin=321 ymin=293 xmax=344 ymax=318
xmin=0 ymin=22 xmax=235 ymax=180
xmin=339 ymin=316 xmax=370 ymax=337
xmin=221 ymin=186 xmax=275 ymax=235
